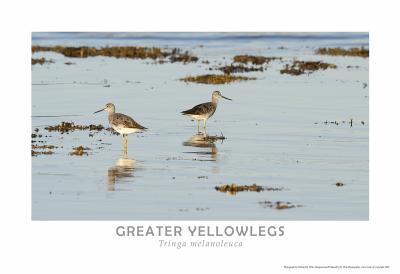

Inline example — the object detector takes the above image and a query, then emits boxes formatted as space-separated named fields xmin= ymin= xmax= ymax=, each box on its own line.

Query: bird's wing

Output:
xmin=181 ymin=102 xmax=213 ymax=115
xmin=112 ymin=113 xmax=147 ymax=130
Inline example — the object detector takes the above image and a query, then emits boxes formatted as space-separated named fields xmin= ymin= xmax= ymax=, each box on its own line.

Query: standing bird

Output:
xmin=181 ymin=91 xmax=232 ymax=132
xmin=94 ymin=103 xmax=147 ymax=153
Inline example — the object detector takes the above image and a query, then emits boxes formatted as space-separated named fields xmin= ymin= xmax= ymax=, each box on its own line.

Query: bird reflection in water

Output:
xmin=182 ymin=133 xmax=223 ymax=162
xmin=107 ymin=155 xmax=136 ymax=191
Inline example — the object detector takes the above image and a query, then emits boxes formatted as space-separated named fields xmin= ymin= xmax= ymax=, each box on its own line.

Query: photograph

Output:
xmin=31 ymin=32 xmax=369 ymax=220
xmin=4 ymin=0 xmax=400 ymax=272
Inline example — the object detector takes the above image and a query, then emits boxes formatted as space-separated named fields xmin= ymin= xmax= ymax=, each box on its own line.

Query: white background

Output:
xmin=1 ymin=0 xmax=399 ymax=273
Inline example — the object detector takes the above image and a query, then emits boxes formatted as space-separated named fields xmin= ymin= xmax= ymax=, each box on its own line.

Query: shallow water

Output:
xmin=31 ymin=33 xmax=368 ymax=220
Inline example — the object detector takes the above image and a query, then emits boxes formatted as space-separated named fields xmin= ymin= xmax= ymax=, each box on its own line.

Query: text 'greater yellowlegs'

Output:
xmin=181 ymin=91 xmax=232 ymax=132
xmin=94 ymin=103 xmax=147 ymax=152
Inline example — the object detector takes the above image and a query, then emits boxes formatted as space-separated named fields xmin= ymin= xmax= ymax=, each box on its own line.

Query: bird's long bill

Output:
xmin=93 ymin=108 xmax=105 ymax=114
xmin=222 ymin=95 xmax=232 ymax=101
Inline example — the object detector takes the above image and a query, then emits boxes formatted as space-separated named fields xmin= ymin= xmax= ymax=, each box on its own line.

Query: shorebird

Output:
xmin=94 ymin=103 xmax=147 ymax=152
xmin=181 ymin=91 xmax=232 ymax=132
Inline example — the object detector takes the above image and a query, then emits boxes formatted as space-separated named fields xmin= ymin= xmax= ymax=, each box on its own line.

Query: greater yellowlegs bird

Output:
xmin=94 ymin=103 xmax=147 ymax=152
xmin=181 ymin=91 xmax=232 ymax=132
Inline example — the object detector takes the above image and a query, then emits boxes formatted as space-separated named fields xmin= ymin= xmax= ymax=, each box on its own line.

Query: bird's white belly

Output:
xmin=190 ymin=114 xmax=208 ymax=120
xmin=112 ymin=125 xmax=142 ymax=134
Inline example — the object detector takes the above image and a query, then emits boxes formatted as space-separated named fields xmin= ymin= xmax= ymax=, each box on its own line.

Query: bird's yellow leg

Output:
xmin=123 ymin=143 xmax=128 ymax=158
xmin=123 ymin=134 xmax=127 ymax=153
xmin=197 ymin=120 xmax=200 ymax=133
xmin=204 ymin=119 xmax=207 ymax=134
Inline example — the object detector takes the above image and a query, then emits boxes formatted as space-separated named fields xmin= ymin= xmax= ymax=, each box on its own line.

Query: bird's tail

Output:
xmin=181 ymin=110 xmax=191 ymax=115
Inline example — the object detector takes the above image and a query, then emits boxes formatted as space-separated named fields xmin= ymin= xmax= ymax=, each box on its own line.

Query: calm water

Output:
xmin=31 ymin=33 xmax=369 ymax=220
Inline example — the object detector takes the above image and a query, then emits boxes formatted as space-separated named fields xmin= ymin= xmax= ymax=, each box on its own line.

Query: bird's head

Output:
xmin=212 ymin=90 xmax=232 ymax=101
xmin=94 ymin=103 xmax=115 ymax=114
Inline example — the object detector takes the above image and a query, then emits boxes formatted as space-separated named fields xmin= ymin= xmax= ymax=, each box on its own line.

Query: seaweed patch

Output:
xmin=258 ymin=201 xmax=303 ymax=210
xmin=233 ymin=55 xmax=282 ymax=65
xmin=180 ymin=74 xmax=256 ymax=84
xmin=32 ymin=45 xmax=198 ymax=64
xmin=315 ymin=47 xmax=368 ymax=58
xmin=32 ymin=58 xmax=54 ymax=65
xmin=215 ymin=183 xmax=264 ymax=195
xmin=45 ymin=122 xmax=104 ymax=133
xmin=280 ymin=60 xmax=337 ymax=76
xmin=69 ymin=146 xmax=91 ymax=156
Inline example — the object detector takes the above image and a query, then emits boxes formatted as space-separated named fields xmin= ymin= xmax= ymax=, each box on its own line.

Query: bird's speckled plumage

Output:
xmin=94 ymin=102 xmax=147 ymax=154
xmin=181 ymin=90 xmax=231 ymax=120
xmin=181 ymin=102 xmax=216 ymax=118
xmin=109 ymin=113 xmax=147 ymax=131
xmin=181 ymin=90 xmax=232 ymax=132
